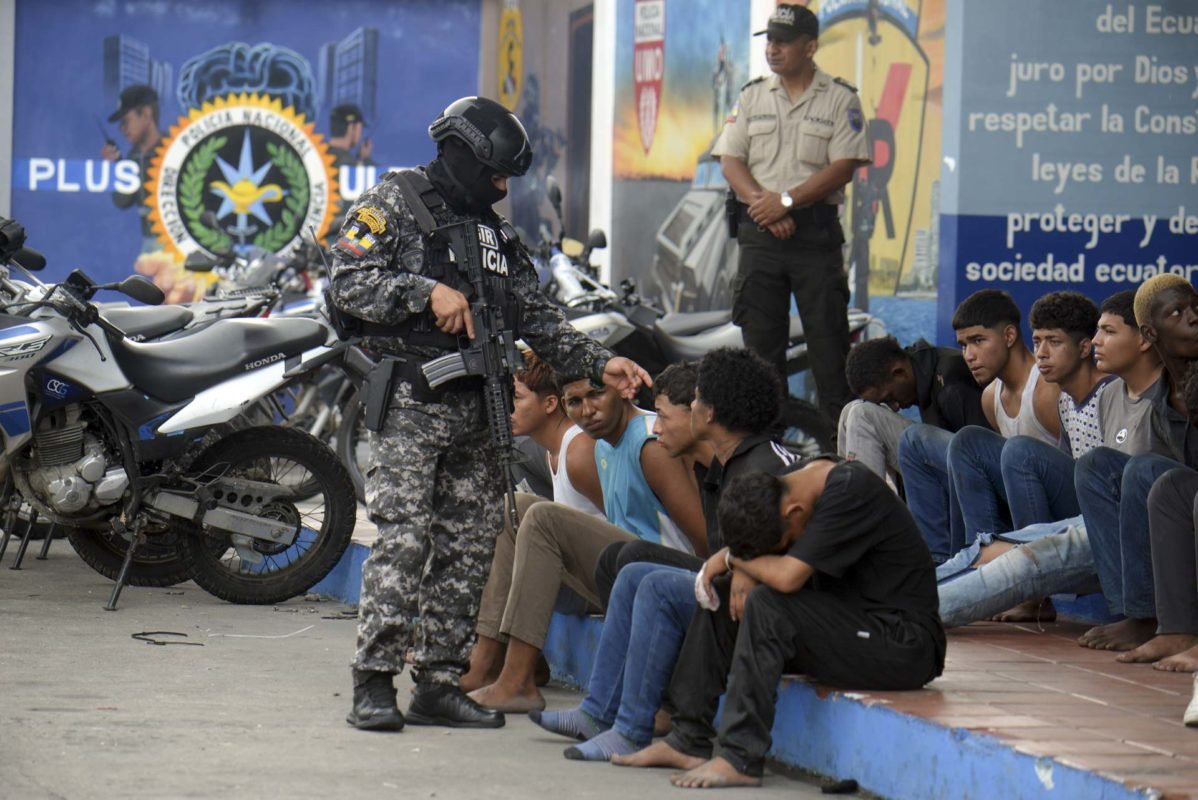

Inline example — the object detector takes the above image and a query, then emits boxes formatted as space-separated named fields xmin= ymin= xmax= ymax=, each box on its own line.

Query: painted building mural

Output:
xmin=9 ymin=0 xmax=479 ymax=295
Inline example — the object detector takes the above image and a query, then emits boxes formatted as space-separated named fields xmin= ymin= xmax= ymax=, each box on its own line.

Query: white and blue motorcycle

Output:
xmin=0 ymin=218 xmax=354 ymax=609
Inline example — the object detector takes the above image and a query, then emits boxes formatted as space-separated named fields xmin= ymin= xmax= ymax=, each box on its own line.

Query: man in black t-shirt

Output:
xmin=613 ymin=459 xmax=945 ymax=789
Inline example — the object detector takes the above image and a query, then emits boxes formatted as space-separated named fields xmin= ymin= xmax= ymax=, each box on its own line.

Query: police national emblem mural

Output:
xmin=8 ymin=0 xmax=481 ymax=291
xmin=146 ymin=93 xmax=337 ymax=260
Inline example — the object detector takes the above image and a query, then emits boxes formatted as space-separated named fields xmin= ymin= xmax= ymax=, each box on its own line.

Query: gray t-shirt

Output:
xmin=1097 ymin=375 xmax=1164 ymax=455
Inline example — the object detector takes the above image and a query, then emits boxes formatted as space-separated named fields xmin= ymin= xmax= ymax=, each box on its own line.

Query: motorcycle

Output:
xmin=0 ymin=217 xmax=356 ymax=609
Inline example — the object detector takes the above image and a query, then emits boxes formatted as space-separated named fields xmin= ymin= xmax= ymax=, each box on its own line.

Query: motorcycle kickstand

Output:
xmin=36 ymin=523 xmax=57 ymax=560
xmin=9 ymin=507 xmax=39 ymax=570
xmin=0 ymin=494 xmax=17 ymax=563
xmin=104 ymin=521 xmax=143 ymax=612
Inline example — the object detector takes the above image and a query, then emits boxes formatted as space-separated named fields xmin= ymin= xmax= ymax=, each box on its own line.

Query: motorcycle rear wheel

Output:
xmin=178 ymin=426 xmax=355 ymax=604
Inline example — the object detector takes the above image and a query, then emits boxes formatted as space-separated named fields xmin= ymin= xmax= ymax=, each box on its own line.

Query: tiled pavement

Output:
xmin=899 ymin=621 xmax=1198 ymax=797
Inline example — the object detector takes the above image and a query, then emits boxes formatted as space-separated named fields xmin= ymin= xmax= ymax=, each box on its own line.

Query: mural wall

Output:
xmin=9 ymin=0 xmax=479 ymax=295
xmin=609 ymin=0 xmax=751 ymax=313
xmin=813 ymin=0 xmax=943 ymax=345
xmin=479 ymin=0 xmax=595 ymax=245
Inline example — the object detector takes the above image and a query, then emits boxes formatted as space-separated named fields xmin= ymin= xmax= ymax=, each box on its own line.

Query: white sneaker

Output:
xmin=1184 ymin=673 xmax=1198 ymax=727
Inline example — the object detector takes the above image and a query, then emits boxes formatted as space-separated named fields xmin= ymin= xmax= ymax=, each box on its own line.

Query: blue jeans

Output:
xmin=948 ymin=426 xmax=1011 ymax=542
xmin=1075 ymin=447 xmax=1177 ymax=618
xmin=579 ymin=562 xmax=696 ymax=744
xmin=937 ymin=516 xmax=1098 ymax=627
xmin=898 ymin=424 xmax=962 ymax=563
xmin=1001 ymin=436 xmax=1079 ymax=529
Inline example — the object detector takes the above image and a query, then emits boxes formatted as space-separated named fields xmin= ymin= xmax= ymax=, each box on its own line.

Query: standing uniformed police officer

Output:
xmin=713 ymin=4 xmax=871 ymax=422
xmin=330 ymin=97 xmax=649 ymax=732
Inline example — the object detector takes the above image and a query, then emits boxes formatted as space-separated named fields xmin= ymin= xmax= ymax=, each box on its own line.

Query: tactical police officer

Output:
xmin=713 ymin=4 xmax=871 ymax=422
xmin=330 ymin=97 xmax=649 ymax=731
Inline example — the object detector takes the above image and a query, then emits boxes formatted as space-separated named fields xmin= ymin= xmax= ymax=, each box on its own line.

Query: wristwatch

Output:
xmin=780 ymin=190 xmax=794 ymax=208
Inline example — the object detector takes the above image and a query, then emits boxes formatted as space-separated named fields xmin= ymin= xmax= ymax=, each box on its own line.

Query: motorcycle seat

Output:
xmin=101 ymin=305 xmax=195 ymax=341
xmin=110 ymin=318 xmax=328 ymax=402
xmin=656 ymin=310 xmax=732 ymax=336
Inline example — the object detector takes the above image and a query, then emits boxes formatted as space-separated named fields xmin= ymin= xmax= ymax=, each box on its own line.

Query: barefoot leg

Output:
xmin=671 ymin=757 xmax=763 ymax=789
xmin=1078 ymin=618 xmax=1156 ymax=651
xmin=460 ymin=635 xmax=505 ymax=693
xmin=611 ymin=740 xmax=706 ymax=770
xmin=1156 ymin=643 xmax=1198 ymax=673
xmin=992 ymin=597 xmax=1057 ymax=623
xmin=1117 ymin=633 xmax=1198 ymax=664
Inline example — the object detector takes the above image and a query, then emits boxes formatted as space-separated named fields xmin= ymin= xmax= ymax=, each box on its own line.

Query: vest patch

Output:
xmin=477 ymin=224 xmax=508 ymax=276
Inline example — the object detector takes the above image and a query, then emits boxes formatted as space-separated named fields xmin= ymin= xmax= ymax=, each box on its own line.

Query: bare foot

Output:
xmin=460 ymin=667 xmax=501 ymax=694
xmin=992 ymin=597 xmax=1057 ymax=623
xmin=671 ymin=757 xmax=762 ymax=789
xmin=611 ymin=740 xmax=705 ymax=770
xmin=460 ymin=638 xmax=505 ymax=693
xmin=1117 ymin=633 xmax=1198 ymax=664
xmin=653 ymin=708 xmax=673 ymax=737
xmin=1078 ymin=618 xmax=1156 ymax=651
xmin=1155 ymin=644 xmax=1198 ymax=673
xmin=467 ymin=682 xmax=545 ymax=713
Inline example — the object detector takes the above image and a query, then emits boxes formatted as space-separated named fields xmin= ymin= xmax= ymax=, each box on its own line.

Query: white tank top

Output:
xmin=550 ymin=425 xmax=605 ymax=518
xmin=993 ymin=364 xmax=1056 ymax=444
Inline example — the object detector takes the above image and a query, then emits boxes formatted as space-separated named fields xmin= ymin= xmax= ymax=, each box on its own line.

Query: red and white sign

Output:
xmin=633 ymin=0 xmax=665 ymax=154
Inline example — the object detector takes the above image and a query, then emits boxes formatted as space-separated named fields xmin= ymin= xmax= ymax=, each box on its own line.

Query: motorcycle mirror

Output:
xmin=11 ymin=247 xmax=46 ymax=271
xmin=546 ymin=175 xmax=562 ymax=209
xmin=561 ymin=238 xmax=584 ymax=259
xmin=117 ymin=276 xmax=165 ymax=306
xmin=183 ymin=251 xmax=218 ymax=272
xmin=586 ymin=229 xmax=607 ymax=251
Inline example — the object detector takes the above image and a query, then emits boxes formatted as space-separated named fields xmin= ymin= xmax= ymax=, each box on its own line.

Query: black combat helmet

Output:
xmin=428 ymin=97 xmax=533 ymax=177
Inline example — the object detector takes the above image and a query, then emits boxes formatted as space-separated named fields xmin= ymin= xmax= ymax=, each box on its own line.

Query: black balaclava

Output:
xmin=427 ymin=138 xmax=507 ymax=214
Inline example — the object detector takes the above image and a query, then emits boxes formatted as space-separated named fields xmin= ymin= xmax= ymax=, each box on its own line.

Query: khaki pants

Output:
xmin=476 ymin=494 xmax=635 ymax=649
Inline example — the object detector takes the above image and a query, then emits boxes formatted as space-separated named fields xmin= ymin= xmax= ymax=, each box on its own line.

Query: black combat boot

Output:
xmin=346 ymin=669 xmax=404 ymax=731
xmin=406 ymin=682 xmax=505 ymax=728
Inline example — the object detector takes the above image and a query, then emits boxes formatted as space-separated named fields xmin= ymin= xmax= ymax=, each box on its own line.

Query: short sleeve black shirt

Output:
xmin=786 ymin=461 xmax=945 ymax=657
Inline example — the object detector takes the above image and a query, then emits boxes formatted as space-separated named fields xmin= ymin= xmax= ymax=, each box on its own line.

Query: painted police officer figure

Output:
xmin=713 ymin=4 xmax=871 ymax=421
xmin=330 ymin=97 xmax=649 ymax=732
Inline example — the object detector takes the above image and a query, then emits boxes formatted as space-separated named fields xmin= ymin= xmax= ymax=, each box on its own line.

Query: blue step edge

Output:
xmin=316 ymin=543 xmax=1153 ymax=800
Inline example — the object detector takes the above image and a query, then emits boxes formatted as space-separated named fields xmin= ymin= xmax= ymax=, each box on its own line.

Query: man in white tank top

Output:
xmin=898 ymin=290 xmax=1060 ymax=563
xmin=466 ymin=353 xmax=604 ymax=695
xmin=950 ymin=292 xmax=1111 ymax=547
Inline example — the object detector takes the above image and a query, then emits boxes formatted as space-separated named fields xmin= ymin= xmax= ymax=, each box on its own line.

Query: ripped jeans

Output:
xmin=936 ymin=516 xmax=1101 ymax=628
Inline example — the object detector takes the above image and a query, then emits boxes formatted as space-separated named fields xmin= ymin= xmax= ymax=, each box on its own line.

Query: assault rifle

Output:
xmin=421 ymin=220 xmax=525 ymax=527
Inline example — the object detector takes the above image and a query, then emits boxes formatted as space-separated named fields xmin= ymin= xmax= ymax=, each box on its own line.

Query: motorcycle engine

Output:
xmin=18 ymin=405 xmax=129 ymax=517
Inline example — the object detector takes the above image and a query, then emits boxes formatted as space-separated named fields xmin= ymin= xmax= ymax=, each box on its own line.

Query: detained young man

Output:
xmin=613 ymin=459 xmax=944 ymax=788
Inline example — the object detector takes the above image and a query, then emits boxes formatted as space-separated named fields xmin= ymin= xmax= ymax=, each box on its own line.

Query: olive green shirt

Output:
xmin=712 ymin=67 xmax=871 ymax=205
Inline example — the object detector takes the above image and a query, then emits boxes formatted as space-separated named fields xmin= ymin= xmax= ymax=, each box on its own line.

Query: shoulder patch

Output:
xmin=833 ymin=76 xmax=859 ymax=93
xmin=847 ymin=107 xmax=865 ymax=133
xmin=355 ymin=207 xmax=388 ymax=235
xmin=740 ymin=76 xmax=766 ymax=92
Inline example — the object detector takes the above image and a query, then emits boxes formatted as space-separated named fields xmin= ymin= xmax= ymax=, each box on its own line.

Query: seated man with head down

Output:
xmin=838 ymin=335 xmax=986 ymax=487
xmin=613 ymin=457 xmax=944 ymax=789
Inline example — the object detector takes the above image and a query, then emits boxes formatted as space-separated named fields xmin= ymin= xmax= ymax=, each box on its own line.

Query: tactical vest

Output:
xmin=327 ymin=169 xmax=522 ymax=350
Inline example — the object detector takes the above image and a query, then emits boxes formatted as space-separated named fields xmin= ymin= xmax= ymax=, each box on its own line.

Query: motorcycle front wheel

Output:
xmin=178 ymin=426 xmax=355 ymax=604
xmin=334 ymin=389 xmax=368 ymax=505
xmin=65 ymin=526 xmax=194 ymax=587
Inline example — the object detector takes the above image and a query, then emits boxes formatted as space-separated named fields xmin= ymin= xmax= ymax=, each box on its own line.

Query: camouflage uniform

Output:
xmin=330 ymin=168 xmax=610 ymax=686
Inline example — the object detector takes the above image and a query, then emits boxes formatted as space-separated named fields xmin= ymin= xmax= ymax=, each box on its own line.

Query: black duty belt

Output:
xmin=737 ymin=201 xmax=838 ymax=228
